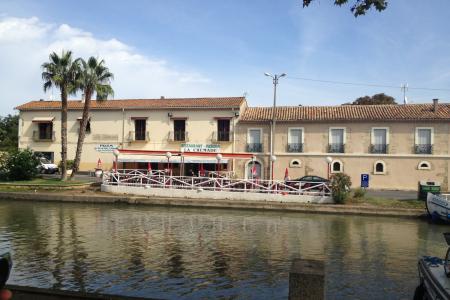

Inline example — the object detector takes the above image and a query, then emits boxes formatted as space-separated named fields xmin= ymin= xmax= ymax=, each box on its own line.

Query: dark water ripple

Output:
xmin=0 ymin=200 xmax=447 ymax=299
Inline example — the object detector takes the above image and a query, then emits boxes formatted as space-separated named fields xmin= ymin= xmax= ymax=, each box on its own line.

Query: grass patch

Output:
xmin=347 ymin=196 xmax=425 ymax=209
xmin=0 ymin=177 xmax=91 ymax=186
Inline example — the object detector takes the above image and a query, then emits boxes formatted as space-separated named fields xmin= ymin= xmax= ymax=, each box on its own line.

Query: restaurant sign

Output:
xmin=181 ymin=143 xmax=220 ymax=153
xmin=95 ymin=144 xmax=118 ymax=153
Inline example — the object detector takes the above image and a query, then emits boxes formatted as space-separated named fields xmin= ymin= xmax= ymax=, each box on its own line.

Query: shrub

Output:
xmin=330 ymin=173 xmax=352 ymax=204
xmin=353 ymin=187 xmax=366 ymax=199
xmin=1 ymin=148 xmax=39 ymax=181
xmin=59 ymin=159 xmax=74 ymax=170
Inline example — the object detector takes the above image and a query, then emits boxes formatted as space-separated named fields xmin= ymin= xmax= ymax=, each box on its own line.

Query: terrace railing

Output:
xmin=103 ymin=169 xmax=331 ymax=196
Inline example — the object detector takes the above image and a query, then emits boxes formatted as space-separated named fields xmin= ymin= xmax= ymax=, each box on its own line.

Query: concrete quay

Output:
xmin=0 ymin=190 xmax=425 ymax=218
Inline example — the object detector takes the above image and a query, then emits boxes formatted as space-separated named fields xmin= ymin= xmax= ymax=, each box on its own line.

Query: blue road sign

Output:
xmin=361 ymin=174 xmax=369 ymax=188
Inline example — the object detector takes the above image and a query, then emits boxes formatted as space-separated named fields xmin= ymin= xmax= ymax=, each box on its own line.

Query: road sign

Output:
xmin=361 ymin=174 xmax=369 ymax=188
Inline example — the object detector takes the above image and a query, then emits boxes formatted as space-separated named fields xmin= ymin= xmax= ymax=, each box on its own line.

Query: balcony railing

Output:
xmin=212 ymin=131 xmax=232 ymax=142
xmin=128 ymin=131 xmax=150 ymax=142
xmin=328 ymin=143 xmax=345 ymax=153
xmin=246 ymin=143 xmax=263 ymax=153
xmin=287 ymin=143 xmax=303 ymax=153
xmin=415 ymin=144 xmax=433 ymax=154
xmin=168 ymin=131 xmax=189 ymax=142
xmin=33 ymin=131 xmax=55 ymax=142
xmin=370 ymin=144 xmax=388 ymax=154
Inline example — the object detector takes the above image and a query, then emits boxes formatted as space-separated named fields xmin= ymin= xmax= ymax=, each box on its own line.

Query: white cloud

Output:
xmin=0 ymin=16 xmax=213 ymax=113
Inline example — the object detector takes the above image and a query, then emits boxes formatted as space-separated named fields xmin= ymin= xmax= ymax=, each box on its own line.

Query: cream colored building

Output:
xmin=16 ymin=97 xmax=247 ymax=174
xmin=235 ymin=100 xmax=450 ymax=191
xmin=16 ymin=97 xmax=450 ymax=190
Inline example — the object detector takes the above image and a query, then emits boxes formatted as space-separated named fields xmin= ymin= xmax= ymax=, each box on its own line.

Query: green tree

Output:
xmin=351 ymin=93 xmax=397 ymax=105
xmin=302 ymin=0 xmax=388 ymax=17
xmin=42 ymin=51 xmax=80 ymax=181
xmin=0 ymin=114 xmax=19 ymax=151
xmin=70 ymin=57 xmax=114 ymax=179
xmin=0 ymin=149 xmax=39 ymax=181
xmin=330 ymin=173 xmax=352 ymax=204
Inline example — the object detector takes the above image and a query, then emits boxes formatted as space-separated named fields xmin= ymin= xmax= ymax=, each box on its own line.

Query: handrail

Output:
xmin=103 ymin=169 xmax=331 ymax=196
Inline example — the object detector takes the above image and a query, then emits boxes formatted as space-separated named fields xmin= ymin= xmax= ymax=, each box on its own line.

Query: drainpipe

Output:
xmin=121 ymin=108 xmax=125 ymax=149
xmin=232 ymin=109 xmax=237 ymax=174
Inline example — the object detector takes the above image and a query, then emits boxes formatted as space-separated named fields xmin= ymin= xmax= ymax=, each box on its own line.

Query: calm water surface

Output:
xmin=0 ymin=200 xmax=447 ymax=299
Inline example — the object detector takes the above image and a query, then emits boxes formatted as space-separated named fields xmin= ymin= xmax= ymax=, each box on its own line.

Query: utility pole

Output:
xmin=401 ymin=83 xmax=408 ymax=104
xmin=264 ymin=72 xmax=286 ymax=182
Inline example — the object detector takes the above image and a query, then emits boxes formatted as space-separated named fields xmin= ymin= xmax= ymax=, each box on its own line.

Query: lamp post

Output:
xmin=166 ymin=151 xmax=172 ymax=175
xmin=270 ymin=155 xmax=277 ymax=182
xmin=325 ymin=156 xmax=333 ymax=180
xmin=216 ymin=153 xmax=223 ymax=176
xmin=180 ymin=149 xmax=184 ymax=176
xmin=265 ymin=72 xmax=286 ymax=182
xmin=113 ymin=149 xmax=119 ymax=173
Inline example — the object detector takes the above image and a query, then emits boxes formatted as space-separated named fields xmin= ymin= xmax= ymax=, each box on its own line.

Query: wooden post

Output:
xmin=289 ymin=259 xmax=325 ymax=300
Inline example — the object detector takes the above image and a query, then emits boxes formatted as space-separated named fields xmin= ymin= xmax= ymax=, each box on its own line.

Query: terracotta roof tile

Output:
xmin=241 ymin=104 xmax=450 ymax=122
xmin=16 ymin=97 xmax=246 ymax=111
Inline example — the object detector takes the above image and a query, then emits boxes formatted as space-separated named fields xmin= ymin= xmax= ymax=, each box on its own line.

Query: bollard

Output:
xmin=289 ymin=259 xmax=325 ymax=300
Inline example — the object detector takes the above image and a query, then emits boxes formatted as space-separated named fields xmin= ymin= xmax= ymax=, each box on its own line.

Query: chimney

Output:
xmin=39 ymin=99 xmax=44 ymax=101
xmin=160 ymin=96 xmax=165 ymax=99
xmin=81 ymin=93 xmax=85 ymax=103
xmin=433 ymin=98 xmax=439 ymax=112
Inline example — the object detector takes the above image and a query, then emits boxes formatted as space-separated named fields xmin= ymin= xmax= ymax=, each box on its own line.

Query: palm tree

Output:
xmin=42 ymin=51 xmax=80 ymax=181
xmin=70 ymin=57 xmax=114 ymax=179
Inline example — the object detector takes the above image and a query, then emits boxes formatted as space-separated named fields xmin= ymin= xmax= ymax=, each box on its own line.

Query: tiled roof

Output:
xmin=241 ymin=104 xmax=450 ymax=122
xmin=16 ymin=97 xmax=246 ymax=111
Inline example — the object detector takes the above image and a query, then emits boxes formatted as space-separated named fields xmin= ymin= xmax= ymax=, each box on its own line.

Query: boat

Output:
xmin=426 ymin=192 xmax=450 ymax=223
xmin=416 ymin=233 xmax=450 ymax=300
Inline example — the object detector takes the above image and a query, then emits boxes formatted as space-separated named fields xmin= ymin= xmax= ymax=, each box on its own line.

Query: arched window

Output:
xmin=245 ymin=160 xmax=263 ymax=179
xmin=418 ymin=161 xmax=431 ymax=170
xmin=374 ymin=160 xmax=386 ymax=175
xmin=290 ymin=159 xmax=302 ymax=168
xmin=331 ymin=160 xmax=343 ymax=173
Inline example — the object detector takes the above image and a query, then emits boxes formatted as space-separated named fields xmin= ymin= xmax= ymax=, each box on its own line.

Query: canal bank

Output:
xmin=0 ymin=191 xmax=425 ymax=218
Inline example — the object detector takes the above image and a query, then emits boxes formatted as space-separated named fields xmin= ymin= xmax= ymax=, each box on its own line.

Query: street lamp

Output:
xmin=270 ymin=155 xmax=277 ymax=182
xmin=265 ymin=72 xmax=286 ymax=182
xmin=325 ymin=156 xmax=333 ymax=180
xmin=180 ymin=149 xmax=185 ymax=176
xmin=216 ymin=153 xmax=223 ymax=175
xmin=166 ymin=151 xmax=172 ymax=175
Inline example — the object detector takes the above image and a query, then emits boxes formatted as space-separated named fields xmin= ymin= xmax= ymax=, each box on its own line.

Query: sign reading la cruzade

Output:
xmin=181 ymin=144 xmax=220 ymax=153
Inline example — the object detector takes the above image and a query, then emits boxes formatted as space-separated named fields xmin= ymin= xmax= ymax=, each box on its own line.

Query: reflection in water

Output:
xmin=0 ymin=200 xmax=447 ymax=299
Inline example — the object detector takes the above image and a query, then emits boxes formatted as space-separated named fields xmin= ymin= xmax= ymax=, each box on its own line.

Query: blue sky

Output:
xmin=1 ymin=0 xmax=450 ymax=113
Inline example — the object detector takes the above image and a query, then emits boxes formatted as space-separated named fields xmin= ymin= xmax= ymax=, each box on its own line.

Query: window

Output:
xmin=415 ymin=127 xmax=433 ymax=154
xmin=371 ymin=128 xmax=388 ymax=154
xmin=290 ymin=159 xmax=302 ymax=168
xmin=217 ymin=119 xmax=230 ymax=141
xmin=246 ymin=160 xmax=263 ymax=179
xmin=329 ymin=128 xmax=345 ymax=153
xmin=418 ymin=161 xmax=431 ymax=170
xmin=374 ymin=160 xmax=386 ymax=175
xmin=134 ymin=119 xmax=146 ymax=141
xmin=288 ymin=128 xmax=304 ymax=152
xmin=247 ymin=129 xmax=262 ymax=152
xmin=39 ymin=123 xmax=53 ymax=140
xmin=331 ymin=160 xmax=343 ymax=173
xmin=174 ymin=119 xmax=186 ymax=141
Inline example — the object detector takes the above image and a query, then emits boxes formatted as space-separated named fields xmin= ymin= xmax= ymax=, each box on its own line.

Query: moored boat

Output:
xmin=426 ymin=193 xmax=450 ymax=223
xmin=416 ymin=233 xmax=450 ymax=300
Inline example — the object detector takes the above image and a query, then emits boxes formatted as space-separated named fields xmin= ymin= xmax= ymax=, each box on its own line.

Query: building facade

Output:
xmin=16 ymin=97 xmax=450 ymax=190
xmin=16 ymin=97 xmax=247 ymax=174
xmin=235 ymin=101 xmax=450 ymax=190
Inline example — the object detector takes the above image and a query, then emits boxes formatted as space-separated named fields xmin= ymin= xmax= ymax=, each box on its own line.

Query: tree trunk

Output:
xmin=60 ymin=87 xmax=68 ymax=181
xmin=70 ymin=90 xmax=92 ymax=180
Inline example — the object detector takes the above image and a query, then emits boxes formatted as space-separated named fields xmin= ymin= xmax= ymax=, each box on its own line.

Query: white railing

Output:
xmin=103 ymin=169 xmax=331 ymax=196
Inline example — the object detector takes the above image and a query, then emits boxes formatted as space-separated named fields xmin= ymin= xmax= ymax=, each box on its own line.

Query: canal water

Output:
xmin=0 ymin=200 xmax=447 ymax=299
